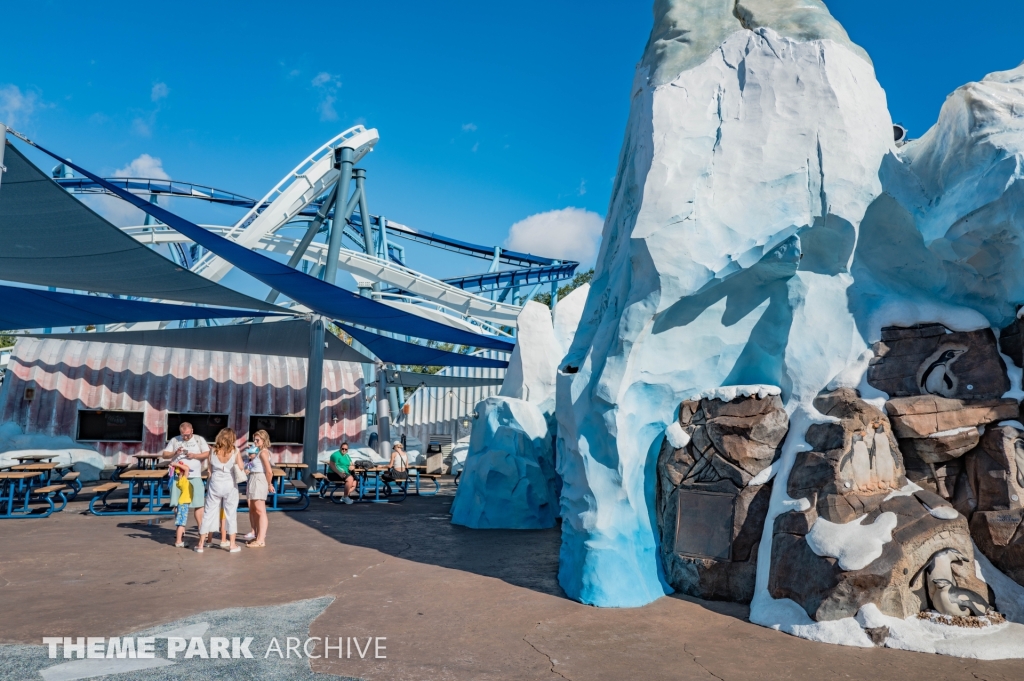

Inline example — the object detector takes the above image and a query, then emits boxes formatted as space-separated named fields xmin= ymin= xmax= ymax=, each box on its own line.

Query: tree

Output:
xmin=532 ymin=268 xmax=594 ymax=307
xmin=0 ymin=334 xmax=14 ymax=348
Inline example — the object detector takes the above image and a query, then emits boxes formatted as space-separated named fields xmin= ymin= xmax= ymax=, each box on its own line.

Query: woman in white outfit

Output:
xmin=194 ymin=428 xmax=244 ymax=553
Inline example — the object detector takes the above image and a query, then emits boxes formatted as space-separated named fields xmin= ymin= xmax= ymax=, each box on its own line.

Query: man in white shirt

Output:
xmin=163 ymin=422 xmax=210 ymax=547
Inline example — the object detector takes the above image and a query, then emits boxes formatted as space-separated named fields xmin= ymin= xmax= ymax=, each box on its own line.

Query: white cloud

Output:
xmin=504 ymin=207 xmax=604 ymax=266
xmin=318 ymin=95 xmax=338 ymax=122
xmin=462 ymin=122 xmax=477 ymax=132
xmin=0 ymin=85 xmax=41 ymax=128
xmin=151 ymin=82 xmax=169 ymax=102
xmin=311 ymin=72 xmax=341 ymax=122
xmin=83 ymin=154 xmax=170 ymax=227
xmin=131 ymin=116 xmax=152 ymax=137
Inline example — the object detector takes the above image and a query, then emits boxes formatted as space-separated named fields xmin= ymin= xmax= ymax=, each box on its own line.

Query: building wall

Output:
xmin=396 ymin=351 xmax=507 ymax=451
xmin=0 ymin=337 xmax=366 ymax=467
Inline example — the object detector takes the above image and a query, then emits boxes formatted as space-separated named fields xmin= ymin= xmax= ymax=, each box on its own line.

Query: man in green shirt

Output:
xmin=327 ymin=442 xmax=357 ymax=504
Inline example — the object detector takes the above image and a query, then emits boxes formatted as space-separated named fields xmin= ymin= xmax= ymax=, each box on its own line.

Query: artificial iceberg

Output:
xmin=451 ymin=291 xmax=588 ymax=529
xmin=555 ymin=0 xmax=1024 ymax=656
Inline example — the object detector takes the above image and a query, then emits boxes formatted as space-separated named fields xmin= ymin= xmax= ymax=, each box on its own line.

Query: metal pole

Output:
xmin=354 ymin=169 xmax=373 ymax=253
xmin=378 ymin=215 xmax=390 ymax=261
xmin=376 ymin=364 xmax=392 ymax=461
xmin=323 ymin=147 xmax=354 ymax=284
xmin=302 ymin=317 xmax=326 ymax=484
xmin=550 ymin=260 xmax=561 ymax=312
xmin=0 ymin=124 xmax=7 ymax=191
xmin=265 ymin=180 xmax=342 ymax=304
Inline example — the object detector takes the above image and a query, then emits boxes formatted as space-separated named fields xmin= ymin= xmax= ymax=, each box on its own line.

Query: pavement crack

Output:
xmin=683 ymin=643 xmax=725 ymax=681
xmin=326 ymin=542 xmax=410 ymax=593
xmin=523 ymin=624 xmax=570 ymax=680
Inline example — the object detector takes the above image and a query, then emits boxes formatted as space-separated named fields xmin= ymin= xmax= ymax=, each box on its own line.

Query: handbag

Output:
xmin=231 ymin=453 xmax=247 ymax=485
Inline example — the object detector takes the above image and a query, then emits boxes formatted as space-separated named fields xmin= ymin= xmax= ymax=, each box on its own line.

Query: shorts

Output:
xmin=174 ymin=503 xmax=190 ymax=526
xmin=327 ymin=471 xmax=350 ymax=483
xmin=170 ymin=477 xmax=205 ymax=508
xmin=247 ymin=472 xmax=269 ymax=501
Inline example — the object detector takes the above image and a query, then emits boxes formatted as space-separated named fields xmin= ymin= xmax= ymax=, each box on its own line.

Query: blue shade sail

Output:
xmin=0 ymin=284 xmax=277 ymax=331
xmin=339 ymin=324 xmax=508 ymax=368
xmin=15 ymin=139 xmax=515 ymax=353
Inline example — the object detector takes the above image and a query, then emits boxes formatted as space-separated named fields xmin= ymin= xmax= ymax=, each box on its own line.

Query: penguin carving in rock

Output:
xmin=921 ymin=548 xmax=992 ymax=617
xmin=930 ymin=578 xmax=991 ymax=617
xmin=918 ymin=347 xmax=966 ymax=396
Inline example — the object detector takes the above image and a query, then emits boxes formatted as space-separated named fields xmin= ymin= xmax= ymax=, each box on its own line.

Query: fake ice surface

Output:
xmin=805 ymin=513 xmax=898 ymax=571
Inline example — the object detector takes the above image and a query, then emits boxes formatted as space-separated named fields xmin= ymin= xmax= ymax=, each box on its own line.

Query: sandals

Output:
xmin=218 ymin=541 xmax=230 ymax=549
xmin=229 ymin=546 xmax=242 ymax=553
xmin=246 ymin=540 xmax=265 ymax=548
xmin=174 ymin=542 xmax=186 ymax=548
xmin=193 ymin=547 xmax=204 ymax=553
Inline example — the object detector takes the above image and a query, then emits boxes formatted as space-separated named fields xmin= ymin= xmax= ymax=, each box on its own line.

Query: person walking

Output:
xmin=162 ymin=422 xmax=209 ymax=548
xmin=242 ymin=429 xmax=273 ymax=547
xmin=194 ymin=428 xmax=244 ymax=553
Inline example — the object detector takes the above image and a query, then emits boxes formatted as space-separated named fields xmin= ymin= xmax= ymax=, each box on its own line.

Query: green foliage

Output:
xmin=532 ymin=268 xmax=594 ymax=307
xmin=0 ymin=334 xmax=15 ymax=348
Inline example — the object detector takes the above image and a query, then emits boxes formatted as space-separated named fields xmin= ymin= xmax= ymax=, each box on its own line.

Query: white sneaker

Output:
xmin=343 ymin=496 xmax=353 ymax=505
xmin=241 ymin=532 xmax=256 ymax=541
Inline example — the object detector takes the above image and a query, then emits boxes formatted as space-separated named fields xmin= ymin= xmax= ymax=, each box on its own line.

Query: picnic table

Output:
xmin=273 ymin=462 xmax=307 ymax=480
xmin=132 ymin=454 xmax=166 ymax=470
xmin=0 ymin=470 xmax=68 ymax=518
xmin=11 ymin=462 xmax=60 ymax=487
xmin=89 ymin=469 xmax=173 ymax=516
xmin=406 ymin=465 xmax=440 ymax=496
xmin=12 ymin=454 xmax=60 ymax=463
xmin=249 ymin=468 xmax=309 ymax=512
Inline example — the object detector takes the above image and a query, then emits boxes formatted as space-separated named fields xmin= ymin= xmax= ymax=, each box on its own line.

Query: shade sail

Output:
xmin=0 ymin=142 xmax=281 ymax=311
xmin=340 ymin=323 xmax=508 ymax=368
xmin=35 ymin=318 xmax=373 ymax=363
xmin=385 ymin=370 xmax=504 ymax=389
xmin=0 ymin=284 xmax=278 ymax=332
xmin=15 ymin=138 xmax=515 ymax=352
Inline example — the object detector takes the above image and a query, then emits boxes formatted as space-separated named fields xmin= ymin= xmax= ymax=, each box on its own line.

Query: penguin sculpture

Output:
xmin=919 ymin=348 xmax=966 ymax=395
xmin=929 ymin=578 xmax=991 ymax=617
xmin=921 ymin=548 xmax=992 ymax=617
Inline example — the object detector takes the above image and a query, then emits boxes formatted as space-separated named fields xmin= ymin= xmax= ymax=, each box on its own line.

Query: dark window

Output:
xmin=248 ymin=415 xmax=305 ymax=445
xmin=166 ymin=413 xmax=230 ymax=442
xmin=77 ymin=410 xmax=145 ymax=442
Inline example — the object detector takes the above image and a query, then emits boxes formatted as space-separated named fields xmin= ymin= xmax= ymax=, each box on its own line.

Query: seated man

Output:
xmin=327 ymin=442 xmax=357 ymax=505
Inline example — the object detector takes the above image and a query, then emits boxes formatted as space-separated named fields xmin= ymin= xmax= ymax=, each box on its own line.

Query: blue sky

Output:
xmin=3 ymin=1 xmax=1023 ymax=284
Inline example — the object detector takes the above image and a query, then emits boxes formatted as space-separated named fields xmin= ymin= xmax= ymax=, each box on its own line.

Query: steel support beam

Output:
xmin=323 ymin=147 xmax=354 ymax=284
xmin=302 ymin=317 xmax=326 ymax=484
xmin=265 ymin=180 xmax=342 ymax=304
xmin=376 ymin=364 xmax=392 ymax=461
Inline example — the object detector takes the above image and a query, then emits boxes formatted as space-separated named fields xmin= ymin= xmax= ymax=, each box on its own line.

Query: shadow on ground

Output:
xmin=286 ymin=481 xmax=566 ymax=599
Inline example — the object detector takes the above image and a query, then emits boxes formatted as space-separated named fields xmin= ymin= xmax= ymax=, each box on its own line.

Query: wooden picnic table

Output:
xmin=0 ymin=471 xmax=43 ymax=480
xmin=0 ymin=470 xmax=48 ymax=518
xmin=273 ymin=462 xmax=307 ymax=481
xmin=90 ymin=468 xmax=172 ymax=516
xmin=12 ymin=454 xmax=60 ymax=463
xmin=132 ymin=454 xmax=166 ymax=470
xmin=11 ymin=462 xmax=60 ymax=487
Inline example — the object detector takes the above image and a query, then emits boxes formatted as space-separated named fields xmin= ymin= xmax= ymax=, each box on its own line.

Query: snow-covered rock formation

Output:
xmin=556 ymin=0 xmax=1024 ymax=657
xmin=449 ymin=396 xmax=560 ymax=529
xmin=452 ymin=295 xmax=588 ymax=529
